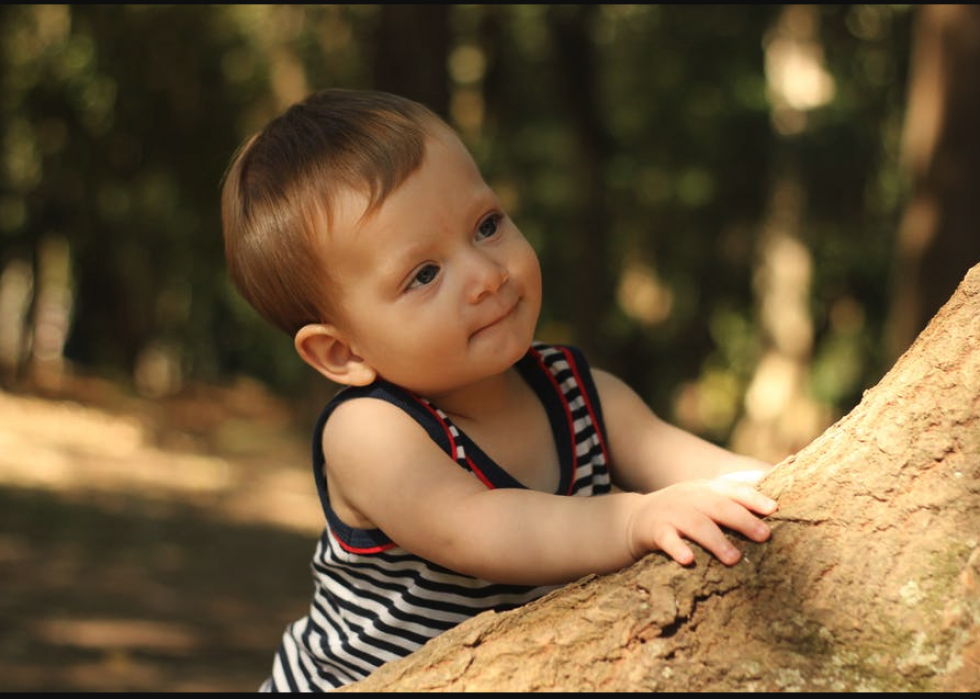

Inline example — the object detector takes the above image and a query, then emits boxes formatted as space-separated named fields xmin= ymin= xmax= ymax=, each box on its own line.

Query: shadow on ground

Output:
xmin=0 ymin=487 xmax=316 ymax=692
xmin=0 ymin=375 xmax=332 ymax=692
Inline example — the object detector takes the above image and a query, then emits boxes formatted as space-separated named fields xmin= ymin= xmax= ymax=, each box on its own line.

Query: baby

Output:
xmin=220 ymin=88 xmax=777 ymax=691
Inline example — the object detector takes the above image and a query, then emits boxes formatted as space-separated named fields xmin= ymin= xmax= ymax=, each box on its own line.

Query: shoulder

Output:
xmin=318 ymin=385 xmax=491 ymax=543
xmin=322 ymin=387 xmax=433 ymax=453
xmin=318 ymin=387 xmax=449 ymax=529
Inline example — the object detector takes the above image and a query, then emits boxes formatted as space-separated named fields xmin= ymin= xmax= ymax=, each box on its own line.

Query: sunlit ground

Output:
xmin=0 ymin=374 xmax=326 ymax=692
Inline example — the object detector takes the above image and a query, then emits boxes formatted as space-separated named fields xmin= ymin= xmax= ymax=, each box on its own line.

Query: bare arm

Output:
xmin=323 ymin=396 xmax=777 ymax=587
xmin=592 ymin=368 xmax=773 ymax=492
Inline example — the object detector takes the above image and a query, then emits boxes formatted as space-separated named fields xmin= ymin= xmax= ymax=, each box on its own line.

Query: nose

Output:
xmin=465 ymin=250 xmax=509 ymax=303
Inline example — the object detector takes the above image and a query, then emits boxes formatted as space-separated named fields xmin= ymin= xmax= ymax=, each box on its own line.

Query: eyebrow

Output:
xmin=372 ymin=230 xmax=432 ymax=288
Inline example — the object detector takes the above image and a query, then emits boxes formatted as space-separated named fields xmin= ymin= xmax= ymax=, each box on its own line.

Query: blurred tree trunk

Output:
xmin=546 ymin=4 xmax=614 ymax=362
xmin=0 ymin=255 xmax=32 ymax=388
xmin=342 ymin=261 xmax=980 ymax=692
xmin=371 ymin=5 xmax=451 ymax=119
xmin=886 ymin=5 xmax=980 ymax=362
xmin=730 ymin=5 xmax=832 ymax=464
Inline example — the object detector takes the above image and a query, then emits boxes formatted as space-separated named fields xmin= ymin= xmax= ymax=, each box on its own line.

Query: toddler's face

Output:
xmin=325 ymin=129 xmax=542 ymax=399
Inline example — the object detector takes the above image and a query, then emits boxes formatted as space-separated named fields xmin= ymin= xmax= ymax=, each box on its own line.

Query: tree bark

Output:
xmin=342 ymin=262 xmax=980 ymax=692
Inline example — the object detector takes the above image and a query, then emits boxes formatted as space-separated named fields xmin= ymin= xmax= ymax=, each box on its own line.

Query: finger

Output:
xmin=651 ymin=526 xmax=696 ymax=566
xmin=695 ymin=493 xmax=773 ymax=544
xmin=710 ymin=480 xmax=778 ymax=516
xmin=677 ymin=514 xmax=743 ymax=566
xmin=657 ymin=509 xmax=743 ymax=566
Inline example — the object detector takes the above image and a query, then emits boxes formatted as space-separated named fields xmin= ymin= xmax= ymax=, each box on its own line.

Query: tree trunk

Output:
xmin=546 ymin=4 xmax=614 ymax=363
xmin=342 ymin=262 xmax=980 ymax=692
xmin=887 ymin=5 xmax=980 ymax=362
xmin=730 ymin=4 xmax=831 ymax=465
xmin=371 ymin=5 xmax=452 ymax=119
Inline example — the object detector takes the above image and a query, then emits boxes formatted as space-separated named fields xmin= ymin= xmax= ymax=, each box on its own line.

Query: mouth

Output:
xmin=471 ymin=301 xmax=519 ymax=339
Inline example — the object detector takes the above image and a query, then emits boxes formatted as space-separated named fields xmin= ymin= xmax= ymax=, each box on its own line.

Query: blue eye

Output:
xmin=409 ymin=263 xmax=440 ymax=288
xmin=476 ymin=214 xmax=501 ymax=240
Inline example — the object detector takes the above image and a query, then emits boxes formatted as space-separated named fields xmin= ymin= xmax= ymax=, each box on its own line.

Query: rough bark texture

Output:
xmin=343 ymin=263 xmax=980 ymax=693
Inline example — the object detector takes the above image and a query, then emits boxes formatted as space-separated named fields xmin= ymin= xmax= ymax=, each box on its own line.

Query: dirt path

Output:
xmin=0 ymin=375 xmax=329 ymax=691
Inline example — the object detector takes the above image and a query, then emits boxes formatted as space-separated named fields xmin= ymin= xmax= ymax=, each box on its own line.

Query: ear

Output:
xmin=294 ymin=324 xmax=377 ymax=386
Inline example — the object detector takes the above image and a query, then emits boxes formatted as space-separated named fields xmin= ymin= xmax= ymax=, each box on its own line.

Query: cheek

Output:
xmin=519 ymin=245 xmax=543 ymax=298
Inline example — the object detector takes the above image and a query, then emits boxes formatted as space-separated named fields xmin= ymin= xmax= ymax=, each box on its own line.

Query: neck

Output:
xmin=425 ymin=367 xmax=524 ymax=423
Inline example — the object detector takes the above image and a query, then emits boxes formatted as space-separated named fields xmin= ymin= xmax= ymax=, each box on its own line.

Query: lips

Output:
xmin=472 ymin=300 xmax=518 ymax=338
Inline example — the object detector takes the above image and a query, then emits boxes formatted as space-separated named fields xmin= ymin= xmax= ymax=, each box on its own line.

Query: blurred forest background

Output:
xmin=1 ymin=3 xmax=979 ymax=692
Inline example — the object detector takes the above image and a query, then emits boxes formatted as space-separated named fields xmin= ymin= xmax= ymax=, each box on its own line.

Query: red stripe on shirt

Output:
xmin=558 ymin=346 xmax=610 ymax=473
xmin=530 ymin=347 xmax=579 ymax=496
xmin=330 ymin=529 xmax=397 ymax=554
xmin=413 ymin=396 xmax=496 ymax=490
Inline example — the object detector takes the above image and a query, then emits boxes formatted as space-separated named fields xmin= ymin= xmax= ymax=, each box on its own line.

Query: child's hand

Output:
xmin=718 ymin=468 xmax=770 ymax=485
xmin=717 ymin=455 xmax=775 ymax=486
xmin=626 ymin=479 xmax=778 ymax=567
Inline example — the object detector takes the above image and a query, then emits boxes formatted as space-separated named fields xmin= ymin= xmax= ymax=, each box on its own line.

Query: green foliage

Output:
xmin=0 ymin=5 xmax=916 ymax=440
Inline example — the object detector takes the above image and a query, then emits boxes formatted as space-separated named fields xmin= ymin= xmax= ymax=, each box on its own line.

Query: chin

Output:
xmin=498 ymin=334 xmax=535 ymax=367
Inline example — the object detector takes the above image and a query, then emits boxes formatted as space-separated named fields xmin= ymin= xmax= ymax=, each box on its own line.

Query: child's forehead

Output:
xmin=329 ymin=127 xmax=461 ymax=209
xmin=354 ymin=131 xmax=478 ymax=211
xmin=320 ymin=127 xmax=485 ymax=241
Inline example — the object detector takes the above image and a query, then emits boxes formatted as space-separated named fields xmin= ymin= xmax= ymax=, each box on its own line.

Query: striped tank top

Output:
xmin=261 ymin=343 xmax=612 ymax=691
